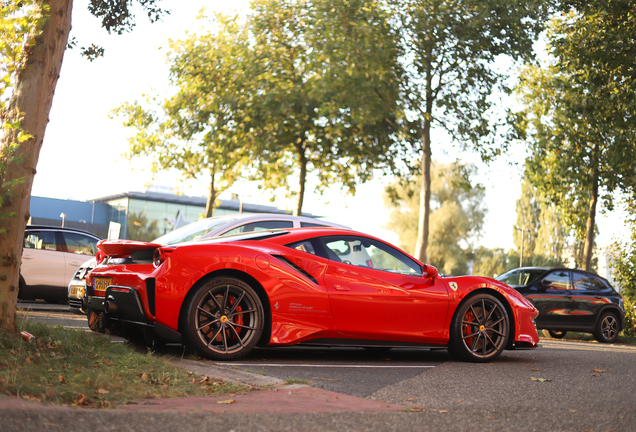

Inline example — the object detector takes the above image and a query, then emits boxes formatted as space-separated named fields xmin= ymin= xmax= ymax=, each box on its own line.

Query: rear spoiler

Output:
xmin=96 ymin=239 xmax=163 ymax=257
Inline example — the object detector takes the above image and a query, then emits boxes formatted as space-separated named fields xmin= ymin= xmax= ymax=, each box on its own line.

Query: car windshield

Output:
xmin=153 ymin=216 xmax=242 ymax=245
xmin=496 ymin=269 xmax=546 ymax=286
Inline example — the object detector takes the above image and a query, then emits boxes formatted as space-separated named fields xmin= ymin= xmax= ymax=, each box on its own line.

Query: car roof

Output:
xmin=202 ymin=213 xmax=349 ymax=227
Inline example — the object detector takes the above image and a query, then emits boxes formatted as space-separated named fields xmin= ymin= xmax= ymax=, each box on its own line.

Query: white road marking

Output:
xmin=216 ymin=363 xmax=435 ymax=368
xmin=540 ymin=340 xmax=636 ymax=353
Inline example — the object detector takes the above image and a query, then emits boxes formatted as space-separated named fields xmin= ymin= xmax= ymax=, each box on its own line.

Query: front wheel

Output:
xmin=183 ymin=277 xmax=264 ymax=361
xmin=594 ymin=312 xmax=619 ymax=343
xmin=449 ymin=294 xmax=510 ymax=362
xmin=547 ymin=330 xmax=567 ymax=339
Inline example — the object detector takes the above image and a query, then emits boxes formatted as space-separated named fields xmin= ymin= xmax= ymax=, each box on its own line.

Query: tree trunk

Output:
xmin=414 ymin=54 xmax=434 ymax=263
xmin=294 ymin=140 xmax=307 ymax=216
xmin=582 ymin=147 xmax=600 ymax=271
xmin=204 ymin=166 xmax=216 ymax=218
xmin=0 ymin=0 xmax=73 ymax=332
xmin=414 ymin=123 xmax=432 ymax=263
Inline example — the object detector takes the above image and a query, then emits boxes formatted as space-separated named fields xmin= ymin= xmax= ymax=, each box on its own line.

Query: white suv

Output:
xmin=20 ymin=225 xmax=101 ymax=303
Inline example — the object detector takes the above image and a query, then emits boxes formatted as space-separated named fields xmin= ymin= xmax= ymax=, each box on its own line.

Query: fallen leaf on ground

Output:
xmin=592 ymin=373 xmax=601 ymax=377
xmin=439 ymin=410 xmax=448 ymax=414
xmin=531 ymin=377 xmax=551 ymax=382
xmin=97 ymin=389 xmax=109 ymax=395
xmin=161 ymin=385 xmax=168 ymax=390
xmin=75 ymin=393 xmax=88 ymax=406
xmin=22 ymin=395 xmax=41 ymax=402
xmin=405 ymin=398 xmax=415 ymax=401
xmin=58 ymin=375 xmax=66 ymax=384
xmin=531 ymin=368 xmax=539 ymax=371
xmin=593 ymin=369 xmax=605 ymax=373
xmin=25 ymin=358 xmax=32 ymax=364
xmin=570 ymin=410 xmax=577 ymax=413
xmin=216 ymin=399 xmax=235 ymax=405
xmin=312 ymin=377 xmax=339 ymax=381
xmin=404 ymin=407 xmax=425 ymax=412
xmin=141 ymin=373 xmax=149 ymax=381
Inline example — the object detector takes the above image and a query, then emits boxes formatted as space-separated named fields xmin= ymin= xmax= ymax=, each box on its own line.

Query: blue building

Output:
xmin=29 ymin=190 xmax=290 ymax=240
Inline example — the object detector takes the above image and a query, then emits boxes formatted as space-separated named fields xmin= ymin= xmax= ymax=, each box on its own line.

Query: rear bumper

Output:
xmin=89 ymin=286 xmax=151 ymax=326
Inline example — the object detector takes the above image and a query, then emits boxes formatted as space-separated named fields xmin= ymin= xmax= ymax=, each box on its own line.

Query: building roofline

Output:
xmin=90 ymin=191 xmax=301 ymax=216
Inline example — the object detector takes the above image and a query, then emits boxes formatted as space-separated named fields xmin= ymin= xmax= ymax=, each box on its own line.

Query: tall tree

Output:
xmin=514 ymin=178 xmax=540 ymax=266
xmin=0 ymin=0 xmax=167 ymax=331
xmin=513 ymin=173 xmax=566 ymax=267
xmin=389 ymin=0 xmax=551 ymax=264
xmin=384 ymin=161 xmax=486 ymax=275
xmin=246 ymin=0 xmax=404 ymax=215
xmin=516 ymin=3 xmax=636 ymax=271
xmin=114 ymin=13 xmax=252 ymax=218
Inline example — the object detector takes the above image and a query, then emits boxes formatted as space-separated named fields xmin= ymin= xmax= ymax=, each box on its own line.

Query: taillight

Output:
xmin=96 ymin=250 xmax=105 ymax=265
xmin=153 ymin=247 xmax=175 ymax=268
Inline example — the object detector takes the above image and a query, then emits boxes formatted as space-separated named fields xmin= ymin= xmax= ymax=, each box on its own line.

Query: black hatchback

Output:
xmin=495 ymin=267 xmax=625 ymax=343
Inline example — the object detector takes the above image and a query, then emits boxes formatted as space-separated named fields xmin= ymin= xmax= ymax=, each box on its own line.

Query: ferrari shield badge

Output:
xmin=449 ymin=282 xmax=458 ymax=291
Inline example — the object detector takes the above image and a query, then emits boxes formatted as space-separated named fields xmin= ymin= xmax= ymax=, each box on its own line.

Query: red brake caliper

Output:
xmin=463 ymin=310 xmax=475 ymax=347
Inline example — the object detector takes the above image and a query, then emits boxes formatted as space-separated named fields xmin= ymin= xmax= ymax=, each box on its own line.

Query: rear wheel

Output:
xmin=183 ymin=277 xmax=264 ymax=360
xmin=547 ymin=330 xmax=567 ymax=339
xmin=449 ymin=294 xmax=509 ymax=362
xmin=594 ymin=312 xmax=619 ymax=343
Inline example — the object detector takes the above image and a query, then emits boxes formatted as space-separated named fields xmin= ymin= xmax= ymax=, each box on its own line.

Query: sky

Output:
xmin=31 ymin=0 xmax=628 ymax=252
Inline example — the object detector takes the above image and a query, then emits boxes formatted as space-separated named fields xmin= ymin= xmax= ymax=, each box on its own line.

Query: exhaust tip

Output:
xmin=104 ymin=299 xmax=118 ymax=315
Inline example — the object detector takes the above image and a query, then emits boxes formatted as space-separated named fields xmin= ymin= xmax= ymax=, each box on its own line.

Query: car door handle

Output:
xmin=334 ymin=284 xmax=350 ymax=291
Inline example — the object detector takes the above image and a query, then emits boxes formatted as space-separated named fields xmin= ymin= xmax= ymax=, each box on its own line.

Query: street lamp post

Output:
xmin=514 ymin=226 xmax=532 ymax=267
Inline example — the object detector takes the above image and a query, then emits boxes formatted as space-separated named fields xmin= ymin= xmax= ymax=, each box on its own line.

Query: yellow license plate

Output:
xmin=70 ymin=285 xmax=85 ymax=297
xmin=94 ymin=278 xmax=112 ymax=292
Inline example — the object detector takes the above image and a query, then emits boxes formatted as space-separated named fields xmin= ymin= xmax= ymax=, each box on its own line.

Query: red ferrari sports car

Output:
xmin=86 ymin=228 xmax=539 ymax=362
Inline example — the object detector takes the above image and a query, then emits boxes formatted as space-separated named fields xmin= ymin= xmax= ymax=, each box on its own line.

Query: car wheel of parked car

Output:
xmin=449 ymin=294 xmax=509 ymax=362
xmin=547 ymin=330 xmax=567 ymax=339
xmin=594 ymin=312 xmax=619 ymax=343
xmin=184 ymin=277 xmax=264 ymax=361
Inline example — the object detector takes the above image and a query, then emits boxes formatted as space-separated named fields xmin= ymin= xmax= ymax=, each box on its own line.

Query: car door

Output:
xmin=571 ymin=271 xmax=612 ymax=330
xmin=59 ymin=231 xmax=99 ymax=282
xmin=524 ymin=270 xmax=573 ymax=328
xmin=320 ymin=235 xmax=450 ymax=343
xmin=22 ymin=229 xmax=67 ymax=288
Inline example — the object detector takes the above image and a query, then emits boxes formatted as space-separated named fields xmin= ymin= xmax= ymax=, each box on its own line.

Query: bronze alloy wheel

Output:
xmin=450 ymin=294 xmax=510 ymax=362
xmin=185 ymin=278 xmax=264 ymax=360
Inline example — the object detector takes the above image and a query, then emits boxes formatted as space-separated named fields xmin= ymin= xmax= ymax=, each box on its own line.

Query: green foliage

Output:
xmin=384 ymin=161 xmax=485 ymax=275
xmin=514 ymin=174 xmax=567 ymax=268
xmin=471 ymin=247 xmax=510 ymax=279
xmin=388 ymin=0 xmax=551 ymax=261
xmin=244 ymin=0 xmax=405 ymax=214
xmin=113 ymin=13 xmax=253 ymax=217
xmin=75 ymin=0 xmax=168 ymax=60
xmin=608 ymin=221 xmax=636 ymax=336
xmin=515 ymin=2 xmax=636 ymax=270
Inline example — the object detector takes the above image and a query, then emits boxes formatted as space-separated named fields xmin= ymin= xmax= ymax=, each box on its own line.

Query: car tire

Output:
xmin=593 ymin=312 xmax=619 ymax=343
xmin=449 ymin=293 xmax=510 ymax=363
xmin=87 ymin=307 xmax=103 ymax=332
xmin=547 ymin=330 xmax=567 ymax=339
xmin=183 ymin=277 xmax=264 ymax=361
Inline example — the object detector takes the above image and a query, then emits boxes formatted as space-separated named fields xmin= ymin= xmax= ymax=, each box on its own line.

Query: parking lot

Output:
xmin=14 ymin=301 xmax=636 ymax=431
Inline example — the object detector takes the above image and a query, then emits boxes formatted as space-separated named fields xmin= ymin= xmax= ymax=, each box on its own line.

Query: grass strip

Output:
xmin=0 ymin=320 xmax=247 ymax=408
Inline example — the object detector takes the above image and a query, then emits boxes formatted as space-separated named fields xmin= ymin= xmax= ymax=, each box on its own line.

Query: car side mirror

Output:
xmin=424 ymin=265 xmax=438 ymax=282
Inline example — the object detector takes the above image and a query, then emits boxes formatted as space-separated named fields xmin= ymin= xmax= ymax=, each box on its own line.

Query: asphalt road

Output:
xmin=13 ymin=303 xmax=636 ymax=431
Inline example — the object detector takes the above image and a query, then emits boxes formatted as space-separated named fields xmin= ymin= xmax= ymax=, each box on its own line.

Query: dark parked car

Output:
xmin=496 ymin=267 xmax=625 ymax=343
